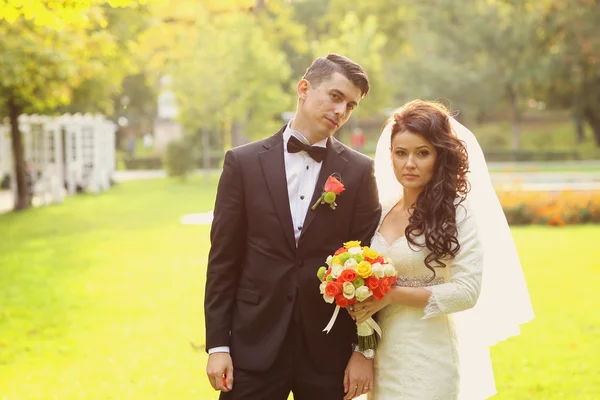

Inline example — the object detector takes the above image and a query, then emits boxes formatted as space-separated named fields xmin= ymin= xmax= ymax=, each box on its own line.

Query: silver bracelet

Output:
xmin=352 ymin=344 xmax=375 ymax=359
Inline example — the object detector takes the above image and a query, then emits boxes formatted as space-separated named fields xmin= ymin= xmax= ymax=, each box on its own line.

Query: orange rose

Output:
xmin=325 ymin=281 xmax=343 ymax=298
xmin=324 ymin=176 xmax=345 ymax=195
xmin=372 ymin=285 xmax=385 ymax=300
xmin=335 ymin=294 xmax=351 ymax=308
xmin=366 ymin=276 xmax=379 ymax=290
xmin=339 ymin=269 xmax=357 ymax=283
xmin=386 ymin=276 xmax=397 ymax=288
xmin=379 ymin=276 xmax=393 ymax=293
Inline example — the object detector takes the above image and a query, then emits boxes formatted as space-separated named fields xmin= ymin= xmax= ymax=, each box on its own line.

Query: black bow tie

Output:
xmin=287 ymin=135 xmax=327 ymax=163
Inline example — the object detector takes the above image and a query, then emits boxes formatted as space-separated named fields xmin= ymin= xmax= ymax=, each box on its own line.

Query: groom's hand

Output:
xmin=206 ymin=352 xmax=234 ymax=392
xmin=343 ymin=351 xmax=373 ymax=399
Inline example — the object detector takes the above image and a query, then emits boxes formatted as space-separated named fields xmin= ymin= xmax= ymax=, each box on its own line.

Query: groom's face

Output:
xmin=297 ymin=72 xmax=363 ymax=141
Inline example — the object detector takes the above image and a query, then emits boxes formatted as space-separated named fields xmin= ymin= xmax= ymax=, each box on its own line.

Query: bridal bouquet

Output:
xmin=317 ymin=240 xmax=397 ymax=352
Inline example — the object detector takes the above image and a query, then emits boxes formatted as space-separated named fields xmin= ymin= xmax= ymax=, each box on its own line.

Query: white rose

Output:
xmin=344 ymin=258 xmax=358 ymax=270
xmin=331 ymin=264 xmax=344 ymax=279
xmin=319 ymin=281 xmax=328 ymax=294
xmin=326 ymin=255 xmax=333 ymax=267
xmin=323 ymin=293 xmax=335 ymax=304
xmin=371 ymin=263 xmax=385 ymax=279
xmin=348 ymin=247 xmax=363 ymax=255
xmin=383 ymin=264 xmax=397 ymax=277
xmin=342 ymin=281 xmax=356 ymax=299
xmin=355 ymin=286 xmax=373 ymax=302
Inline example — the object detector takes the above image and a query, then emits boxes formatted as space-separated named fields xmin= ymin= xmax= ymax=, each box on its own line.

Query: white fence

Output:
xmin=0 ymin=113 xmax=117 ymax=208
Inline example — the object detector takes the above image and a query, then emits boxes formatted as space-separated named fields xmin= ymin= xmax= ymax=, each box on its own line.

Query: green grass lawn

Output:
xmin=1 ymin=178 xmax=599 ymax=399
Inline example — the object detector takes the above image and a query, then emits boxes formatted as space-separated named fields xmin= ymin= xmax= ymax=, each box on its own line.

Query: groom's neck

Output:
xmin=290 ymin=116 xmax=322 ymax=145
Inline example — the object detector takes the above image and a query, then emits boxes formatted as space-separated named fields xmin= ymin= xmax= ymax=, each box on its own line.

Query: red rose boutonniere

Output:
xmin=311 ymin=175 xmax=345 ymax=211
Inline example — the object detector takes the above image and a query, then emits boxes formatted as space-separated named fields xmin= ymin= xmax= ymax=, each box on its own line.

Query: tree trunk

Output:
xmin=231 ymin=119 xmax=246 ymax=148
xmin=583 ymin=108 xmax=600 ymax=147
xmin=7 ymin=95 xmax=29 ymax=210
xmin=506 ymin=84 xmax=520 ymax=151
xmin=201 ymin=129 xmax=211 ymax=185
xmin=574 ymin=114 xmax=586 ymax=144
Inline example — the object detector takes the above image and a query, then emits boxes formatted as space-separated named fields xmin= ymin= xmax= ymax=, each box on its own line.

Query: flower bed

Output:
xmin=498 ymin=190 xmax=600 ymax=226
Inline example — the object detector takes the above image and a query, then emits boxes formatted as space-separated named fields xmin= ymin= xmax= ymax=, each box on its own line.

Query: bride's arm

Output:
xmin=353 ymin=203 xmax=483 ymax=322
xmin=419 ymin=203 xmax=483 ymax=319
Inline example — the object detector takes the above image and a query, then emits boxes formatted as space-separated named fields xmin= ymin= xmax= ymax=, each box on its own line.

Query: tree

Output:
xmin=0 ymin=0 xmax=145 ymax=210
xmin=393 ymin=0 xmax=555 ymax=150
xmin=541 ymin=0 xmax=600 ymax=146
xmin=138 ymin=1 xmax=295 ymax=153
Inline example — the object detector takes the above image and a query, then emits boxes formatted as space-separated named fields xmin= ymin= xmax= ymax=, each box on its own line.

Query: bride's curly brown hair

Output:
xmin=390 ymin=100 xmax=470 ymax=280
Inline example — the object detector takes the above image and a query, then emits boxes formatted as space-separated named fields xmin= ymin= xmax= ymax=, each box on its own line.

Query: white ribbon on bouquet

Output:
xmin=323 ymin=305 xmax=383 ymax=337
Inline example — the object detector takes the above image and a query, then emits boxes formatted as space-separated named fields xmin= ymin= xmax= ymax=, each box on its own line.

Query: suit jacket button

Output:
xmin=298 ymin=260 xmax=304 ymax=267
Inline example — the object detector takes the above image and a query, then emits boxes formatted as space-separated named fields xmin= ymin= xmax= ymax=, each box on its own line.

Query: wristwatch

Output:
xmin=352 ymin=344 xmax=375 ymax=360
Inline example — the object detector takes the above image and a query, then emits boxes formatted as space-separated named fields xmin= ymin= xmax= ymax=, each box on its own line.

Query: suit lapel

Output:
xmin=259 ymin=128 xmax=296 ymax=252
xmin=300 ymin=137 xmax=348 ymax=241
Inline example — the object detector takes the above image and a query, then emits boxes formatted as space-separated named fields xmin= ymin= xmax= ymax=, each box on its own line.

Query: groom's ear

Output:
xmin=297 ymin=79 xmax=311 ymax=101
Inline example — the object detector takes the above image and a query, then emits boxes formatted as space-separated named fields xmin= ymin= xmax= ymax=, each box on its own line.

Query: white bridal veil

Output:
xmin=374 ymin=116 xmax=534 ymax=398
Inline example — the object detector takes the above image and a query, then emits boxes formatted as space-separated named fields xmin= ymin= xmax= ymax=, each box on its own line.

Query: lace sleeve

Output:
xmin=422 ymin=201 xmax=484 ymax=319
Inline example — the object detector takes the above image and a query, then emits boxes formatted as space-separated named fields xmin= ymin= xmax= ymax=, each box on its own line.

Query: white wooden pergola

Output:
xmin=18 ymin=114 xmax=64 ymax=205
xmin=58 ymin=113 xmax=116 ymax=195
xmin=0 ymin=113 xmax=117 ymax=209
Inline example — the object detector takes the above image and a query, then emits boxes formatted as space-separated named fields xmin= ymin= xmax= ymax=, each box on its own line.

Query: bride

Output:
xmin=349 ymin=100 xmax=534 ymax=399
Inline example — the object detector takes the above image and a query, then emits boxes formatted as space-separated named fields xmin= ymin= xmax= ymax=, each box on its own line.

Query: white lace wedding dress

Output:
xmin=367 ymin=199 xmax=492 ymax=400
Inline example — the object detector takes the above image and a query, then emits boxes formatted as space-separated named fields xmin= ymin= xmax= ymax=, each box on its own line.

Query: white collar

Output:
xmin=283 ymin=120 xmax=328 ymax=149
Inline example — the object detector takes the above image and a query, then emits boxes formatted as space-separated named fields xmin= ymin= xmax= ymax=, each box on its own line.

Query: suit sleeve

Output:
xmin=350 ymin=159 xmax=382 ymax=247
xmin=204 ymin=150 xmax=246 ymax=351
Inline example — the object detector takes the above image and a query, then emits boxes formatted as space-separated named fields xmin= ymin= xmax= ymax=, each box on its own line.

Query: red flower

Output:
xmin=376 ymin=256 xmax=385 ymax=264
xmin=335 ymin=294 xmax=351 ymax=308
xmin=334 ymin=247 xmax=348 ymax=256
xmin=379 ymin=276 xmax=393 ymax=293
xmin=339 ymin=269 xmax=357 ymax=283
xmin=324 ymin=176 xmax=345 ymax=195
xmin=372 ymin=285 xmax=386 ymax=300
xmin=325 ymin=281 xmax=343 ymax=298
xmin=386 ymin=276 xmax=397 ymax=288
xmin=366 ymin=276 xmax=379 ymax=290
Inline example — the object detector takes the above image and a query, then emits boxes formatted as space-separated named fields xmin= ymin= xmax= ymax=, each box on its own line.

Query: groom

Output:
xmin=204 ymin=54 xmax=382 ymax=400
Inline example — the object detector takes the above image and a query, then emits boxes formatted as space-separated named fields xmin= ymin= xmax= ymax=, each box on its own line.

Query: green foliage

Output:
xmin=311 ymin=12 xmax=390 ymax=115
xmin=503 ymin=203 xmax=536 ymax=225
xmin=138 ymin=1 xmax=295 ymax=148
xmin=0 ymin=1 xmax=145 ymax=114
xmin=2 ymin=0 xmax=600 ymax=154
xmin=164 ymin=139 xmax=196 ymax=179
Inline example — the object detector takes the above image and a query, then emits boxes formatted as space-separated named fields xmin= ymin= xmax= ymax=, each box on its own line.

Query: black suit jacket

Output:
xmin=204 ymin=126 xmax=381 ymax=373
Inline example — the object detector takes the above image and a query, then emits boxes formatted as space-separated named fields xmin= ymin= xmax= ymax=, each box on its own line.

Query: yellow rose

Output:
xmin=357 ymin=261 xmax=373 ymax=279
xmin=331 ymin=255 xmax=342 ymax=266
xmin=344 ymin=240 xmax=361 ymax=249
xmin=362 ymin=246 xmax=379 ymax=260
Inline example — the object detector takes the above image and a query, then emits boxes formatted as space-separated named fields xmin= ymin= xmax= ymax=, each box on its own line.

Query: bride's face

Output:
xmin=391 ymin=130 xmax=437 ymax=191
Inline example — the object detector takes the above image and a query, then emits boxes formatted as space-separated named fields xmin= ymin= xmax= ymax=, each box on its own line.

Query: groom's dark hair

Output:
xmin=303 ymin=54 xmax=370 ymax=97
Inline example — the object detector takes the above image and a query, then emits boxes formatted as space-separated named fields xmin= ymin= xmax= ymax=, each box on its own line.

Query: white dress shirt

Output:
xmin=208 ymin=121 xmax=327 ymax=355
xmin=282 ymin=122 xmax=327 ymax=245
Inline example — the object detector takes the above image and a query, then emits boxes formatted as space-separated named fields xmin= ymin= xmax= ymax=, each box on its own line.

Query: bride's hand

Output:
xmin=348 ymin=295 xmax=391 ymax=324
